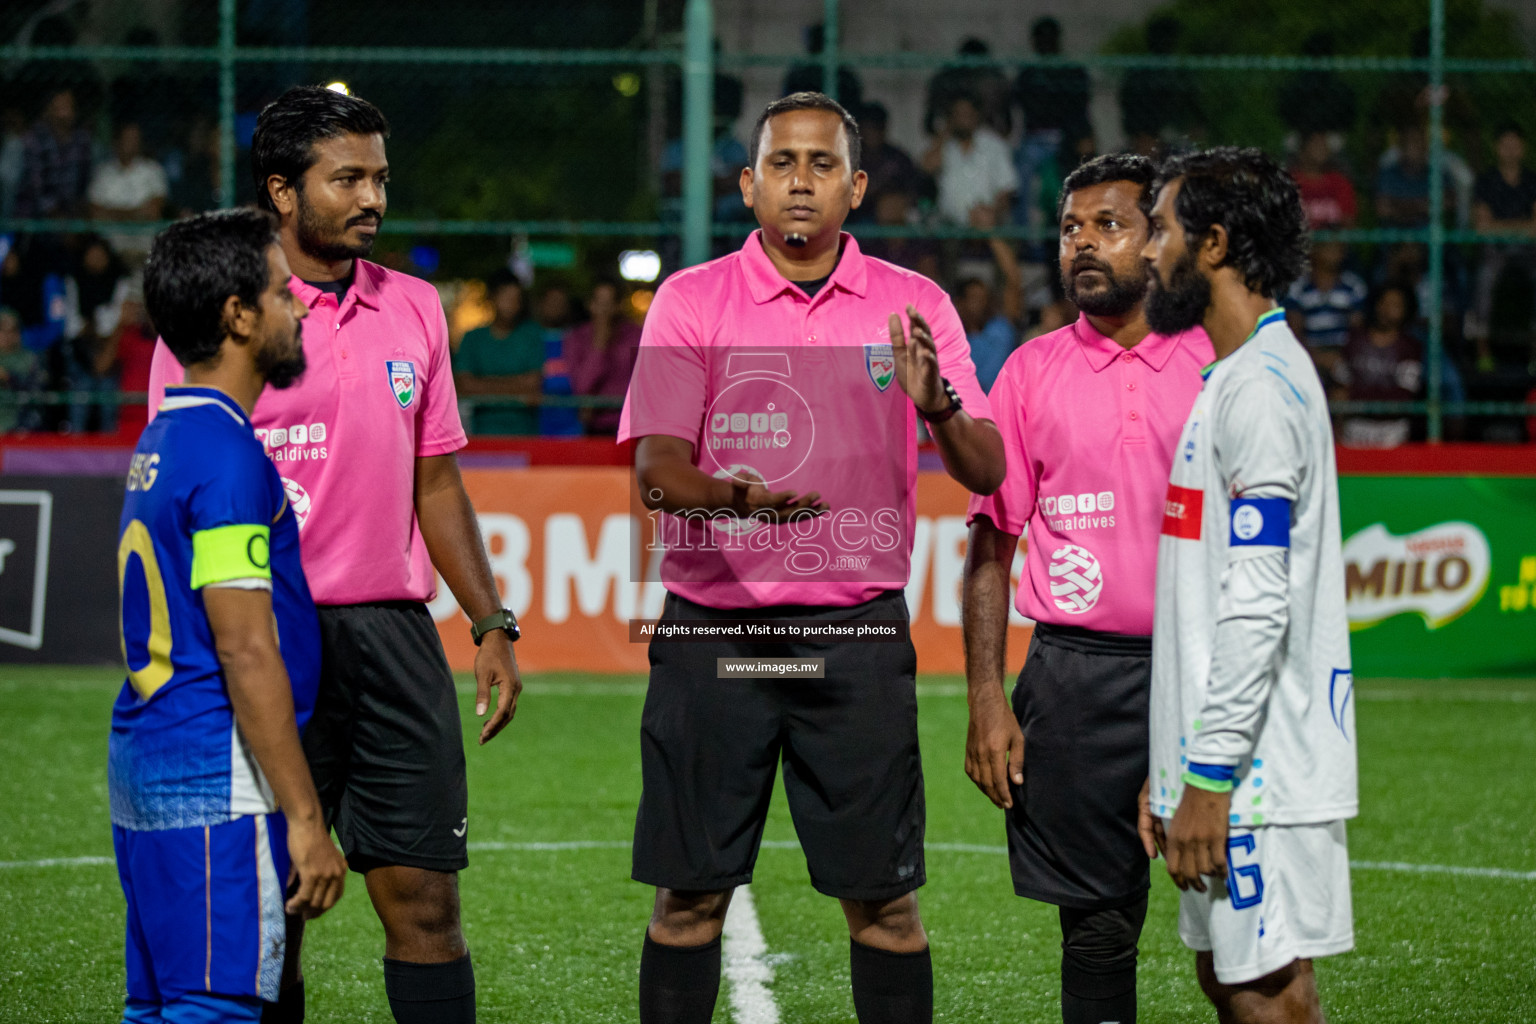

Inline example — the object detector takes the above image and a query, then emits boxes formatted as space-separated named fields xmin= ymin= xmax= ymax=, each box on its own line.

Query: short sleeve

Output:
xmin=145 ymin=163 xmax=168 ymax=200
xmin=1214 ymin=374 xmax=1308 ymax=559
xmin=145 ymin=340 xmax=186 ymax=422
xmin=416 ymin=292 xmax=468 ymax=457
xmin=990 ymin=135 xmax=1021 ymax=195
xmin=966 ymin=352 xmax=1032 ymax=534
xmin=921 ymin=289 xmax=994 ymax=424
xmin=187 ymin=441 xmax=279 ymax=589
xmin=617 ymin=281 xmax=708 ymax=445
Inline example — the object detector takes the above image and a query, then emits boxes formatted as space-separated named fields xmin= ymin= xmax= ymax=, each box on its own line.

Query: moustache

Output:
xmin=1071 ymin=257 xmax=1114 ymax=277
xmin=347 ymin=214 xmax=382 ymax=229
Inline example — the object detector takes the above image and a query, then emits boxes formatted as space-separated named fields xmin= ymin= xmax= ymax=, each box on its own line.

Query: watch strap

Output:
xmin=470 ymin=608 xmax=520 ymax=645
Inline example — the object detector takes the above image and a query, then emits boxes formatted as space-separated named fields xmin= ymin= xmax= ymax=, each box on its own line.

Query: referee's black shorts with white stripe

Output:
xmin=633 ymin=590 xmax=924 ymax=902
xmin=303 ymin=601 xmax=470 ymax=875
xmin=1006 ymin=621 xmax=1152 ymax=909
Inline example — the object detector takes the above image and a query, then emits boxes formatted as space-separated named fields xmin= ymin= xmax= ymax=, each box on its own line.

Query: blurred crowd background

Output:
xmin=1 ymin=0 xmax=1533 ymax=444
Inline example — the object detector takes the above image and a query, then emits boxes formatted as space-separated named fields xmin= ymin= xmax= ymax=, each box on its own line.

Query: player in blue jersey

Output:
xmin=113 ymin=208 xmax=347 ymax=1024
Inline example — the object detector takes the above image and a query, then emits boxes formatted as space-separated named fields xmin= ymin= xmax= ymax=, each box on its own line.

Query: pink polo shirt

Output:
xmin=620 ymin=231 xmax=992 ymax=610
xmin=148 ymin=259 xmax=466 ymax=606
xmin=967 ymin=314 xmax=1212 ymax=635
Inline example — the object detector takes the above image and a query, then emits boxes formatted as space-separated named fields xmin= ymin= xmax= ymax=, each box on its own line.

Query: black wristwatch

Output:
xmin=916 ymin=377 xmax=963 ymax=425
xmin=470 ymin=608 xmax=521 ymax=645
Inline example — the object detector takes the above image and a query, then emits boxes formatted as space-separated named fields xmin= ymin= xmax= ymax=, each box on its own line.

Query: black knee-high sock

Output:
xmin=261 ymin=979 xmax=304 ymax=1023
xmin=383 ymin=954 xmax=475 ymax=1024
xmin=1059 ymin=898 xmax=1146 ymax=1024
xmin=638 ymin=933 xmax=721 ymax=1024
xmin=849 ymin=939 xmax=933 ymax=1024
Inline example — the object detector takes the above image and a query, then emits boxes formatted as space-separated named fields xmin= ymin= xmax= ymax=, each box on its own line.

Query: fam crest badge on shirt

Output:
xmin=388 ymin=360 xmax=416 ymax=409
xmin=865 ymin=342 xmax=895 ymax=392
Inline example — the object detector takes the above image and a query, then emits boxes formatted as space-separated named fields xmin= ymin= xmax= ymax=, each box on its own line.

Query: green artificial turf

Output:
xmin=1 ymin=668 xmax=1532 ymax=1022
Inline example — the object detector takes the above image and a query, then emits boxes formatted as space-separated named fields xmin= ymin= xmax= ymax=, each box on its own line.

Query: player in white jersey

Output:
xmin=1139 ymin=147 xmax=1357 ymax=1022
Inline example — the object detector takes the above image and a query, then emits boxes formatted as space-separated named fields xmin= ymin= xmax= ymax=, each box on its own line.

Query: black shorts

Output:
xmin=1006 ymin=622 xmax=1151 ymax=909
xmin=303 ymin=601 xmax=469 ymax=874
xmin=633 ymin=591 xmax=924 ymax=902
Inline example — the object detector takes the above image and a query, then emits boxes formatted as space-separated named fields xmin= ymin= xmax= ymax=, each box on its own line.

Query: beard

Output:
xmin=1144 ymin=248 xmax=1211 ymax=335
xmin=295 ymin=189 xmax=378 ymax=262
xmin=257 ymin=326 xmax=308 ymax=390
xmin=1064 ymin=256 xmax=1147 ymax=317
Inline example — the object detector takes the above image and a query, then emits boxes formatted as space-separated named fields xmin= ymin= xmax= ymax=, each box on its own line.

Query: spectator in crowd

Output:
xmin=782 ymin=23 xmax=863 ymax=112
xmin=1277 ymin=32 xmax=1357 ymax=143
xmin=1285 ymin=240 xmax=1367 ymax=377
xmin=858 ymin=183 xmax=942 ymax=282
xmin=167 ymin=112 xmax=222 ymax=215
xmin=88 ymin=121 xmax=167 ymax=263
xmin=923 ymin=93 xmax=1018 ymax=228
xmin=1013 ymin=17 xmax=1091 ymax=226
xmin=1291 ymin=129 xmax=1357 ymax=228
xmin=852 ymin=101 xmax=925 ymax=220
xmin=61 ymin=237 xmax=131 ymax=432
xmin=0 ymin=306 xmax=42 ymax=432
xmin=535 ymin=281 xmax=583 ymax=436
xmin=1118 ymin=15 xmax=1203 ymax=157
xmin=14 ymin=87 xmax=94 ymax=219
xmin=1378 ymin=121 xmax=1473 ymax=230
xmin=1 ymin=105 xmax=28 ymax=218
xmin=1466 ymin=123 xmax=1536 ymax=370
xmin=102 ymin=282 xmax=156 ymax=438
xmin=564 ymin=277 xmax=641 ymax=436
xmin=1334 ymin=283 xmax=1424 ymax=449
xmin=661 ymin=64 xmax=750 ymax=226
xmin=953 ymin=206 xmax=1024 ymax=392
xmin=1376 ymin=122 xmax=1437 ymax=229
xmin=926 ymin=37 xmax=1012 ymax=138
xmin=452 ymin=269 xmax=545 ymax=436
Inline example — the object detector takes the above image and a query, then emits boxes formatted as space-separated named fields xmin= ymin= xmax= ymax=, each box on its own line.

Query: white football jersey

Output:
xmin=1150 ymin=309 xmax=1357 ymax=826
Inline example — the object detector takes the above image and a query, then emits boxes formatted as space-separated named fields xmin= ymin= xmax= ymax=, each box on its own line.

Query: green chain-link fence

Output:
xmin=0 ymin=0 xmax=1532 ymax=440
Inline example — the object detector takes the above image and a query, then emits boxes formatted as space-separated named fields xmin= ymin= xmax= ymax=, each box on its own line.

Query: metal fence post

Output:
xmin=1426 ymin=0 xmax=1446 ymax=441
xmin=682 ymin=0 xmax=714 ymax=268
xmin=822 ymin=0 xmax=840 ymax=103
xmin=219 ymin=0 xmax=238 ymax=209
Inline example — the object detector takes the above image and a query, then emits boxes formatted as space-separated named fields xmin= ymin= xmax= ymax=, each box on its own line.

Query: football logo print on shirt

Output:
xmin=864 ymin=343 xmax=895 ymax=391
xmin=388 ymin=360 xmax=416 ymax=409
xmin=1049 ymin=543 xmax=1103 ymax=614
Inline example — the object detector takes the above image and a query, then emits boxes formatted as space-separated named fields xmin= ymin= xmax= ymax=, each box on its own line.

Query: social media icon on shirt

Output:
xmin=711 ymin=413 xmax=730 ymax=433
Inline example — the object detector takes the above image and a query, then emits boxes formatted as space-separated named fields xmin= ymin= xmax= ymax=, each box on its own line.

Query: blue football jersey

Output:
xmin=110 ymin=385 xmax=320 ymax=831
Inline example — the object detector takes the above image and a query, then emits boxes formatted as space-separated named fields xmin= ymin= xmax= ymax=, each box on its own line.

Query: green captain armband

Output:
xmin=191 ymin=524 xmax=272 ymax=589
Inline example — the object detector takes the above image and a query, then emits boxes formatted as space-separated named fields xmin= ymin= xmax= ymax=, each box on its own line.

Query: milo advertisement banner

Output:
xmin=1340 ymin=476 xmax=1536 ymax=677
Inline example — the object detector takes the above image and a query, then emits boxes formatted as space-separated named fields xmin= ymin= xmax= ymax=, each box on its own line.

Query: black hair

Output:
xmin=1493 ymin=121 xmax=1525 ymax=141
xmin=1154 ymin=146 xmax=1310 ymax=299
xmin=485 ymin=267 xmax=522 ymax=295
xmin=1056 ymin=152 xmax=1157 ymax=223
xmin=1032 ymin=17 xmax=1062 ymax=53
xmin=143 ymin=208 xmax=278 ymax=368
xmin=860 ymin=101 xmax=889 ymax=130
xmin=484 ymin=268 xmax=528 ymax=325
xmin=959 ymin=37 xmax=991 ymax=57
xmin=750 ymin=92 xmax=862 ymax=172
xmin=1368 ymin=280 xmax=1419 ymax=329
xmin=251 ymin=85 xmax=390 ymax=214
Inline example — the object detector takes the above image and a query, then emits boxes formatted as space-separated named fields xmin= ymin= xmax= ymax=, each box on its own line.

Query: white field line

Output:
xmin=722 ymin=884 xmax=780 ymax=1024
xmin=9 ymin=843 xmax=1533 ymax=882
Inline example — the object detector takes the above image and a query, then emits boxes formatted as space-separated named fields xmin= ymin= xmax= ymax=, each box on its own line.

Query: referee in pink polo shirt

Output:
xmin=620 ymin=92 xmax=1004 ymax=1024
xmin=962 ymin=154 xmax=1214 ymax=1024
xmin=149 ymin=87 xmax=520 ymax=1024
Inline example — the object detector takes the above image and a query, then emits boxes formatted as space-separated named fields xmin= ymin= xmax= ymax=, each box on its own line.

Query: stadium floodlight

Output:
xmin=619 ymin=250 xmax=661 ymax=283
xmin=325 ymin=81 xmax=351 ymax=95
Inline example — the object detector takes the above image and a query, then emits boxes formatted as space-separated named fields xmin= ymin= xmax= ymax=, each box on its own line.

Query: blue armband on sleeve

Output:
xmin=1230 ymin=497 xmax=1290 ymax=548
xmin=1182 ymin=762 xmax=1237 ymax=793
